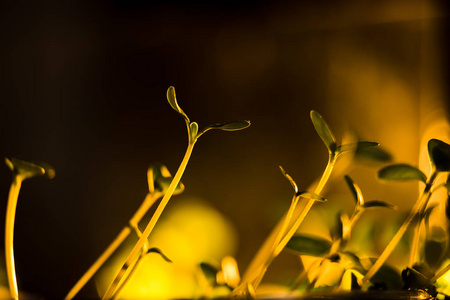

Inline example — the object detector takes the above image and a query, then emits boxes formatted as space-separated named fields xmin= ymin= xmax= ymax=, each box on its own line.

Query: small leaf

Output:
xmin=424 ymin=227 xmax=447 ymax=269
xmin=361 ymin=200 xmax=398 ymax=210
xmin=428 ymin=139 xmax=450 ymax=172
xmin=298 ymin=191 xmax=326 ymax=202
xmin=330 ymin=212 xmax=344 ymax=242
xmin=166 ymin=86 xmax=190 ymax=123
xmin=200 ymin=262 xmax=219 ymax=285
xmin=146 ymin=247 xmax=172 ymax=263
xmin=336 ymin=141 xmax=379 ymax=155
xmin=5 ymin=158 xmax=46 ymax=180
xmin=197 ymin=120 xmax=251 ymax=138
xmin=378 ymin=164 xmax=427 ymax=183
xmin=279 ymin=166 xmax=298 ymax=194
xmin=287 ymin=234 xmax=332 ymax=257
xmin=355 ymin=145 xmax=392 ymax=163
xmin=147 ymin=164 xmax=184 ymax=195
xmin=310 ymin=110 xmax=336 ymax=154
xmin=344 ymin=175 xmax=364 ymax=207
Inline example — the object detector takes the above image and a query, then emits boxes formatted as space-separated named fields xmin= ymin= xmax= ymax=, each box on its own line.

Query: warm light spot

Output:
xmin=220 ymin=256 xmax=240 ymax=288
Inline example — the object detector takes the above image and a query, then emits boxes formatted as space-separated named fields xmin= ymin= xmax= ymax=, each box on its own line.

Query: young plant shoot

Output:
xmin=101 ymin=87 xmax=250 ymax=299
xmin=4 ymin=158 xmax=54 ymax=300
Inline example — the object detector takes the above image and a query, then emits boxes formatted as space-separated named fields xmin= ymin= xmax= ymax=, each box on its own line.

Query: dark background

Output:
xmin=0 ymin=0 xmax=449 ymax=298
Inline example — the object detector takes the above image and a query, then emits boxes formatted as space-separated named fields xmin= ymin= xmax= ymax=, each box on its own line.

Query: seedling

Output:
xmin=101 ymin=87 xmax=250 ymax=299
xmin=65 ymin=164 xmax=184 ymax=299
xmin=4 ymin=158 xmax=54 ymax=300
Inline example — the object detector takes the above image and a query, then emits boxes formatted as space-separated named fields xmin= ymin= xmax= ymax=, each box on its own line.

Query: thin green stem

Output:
xmin=361 ymin=172 xmax=438 ymax=286
xmin=65 ymin=193 xmax=161 ymax=299
xmin=246 ymin=155 xmax=337 ymax=292
xmin=102 ymin=142 xmax=196 ymax=299
xmin=5 ymin=177 xmax=22 ymax=300
xmin=431 ymin=263 xmax=450 ymax=282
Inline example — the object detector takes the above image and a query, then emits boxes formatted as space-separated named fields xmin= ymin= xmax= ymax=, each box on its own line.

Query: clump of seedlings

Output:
xmin=3 ymin=87 xmax=450 ymax=299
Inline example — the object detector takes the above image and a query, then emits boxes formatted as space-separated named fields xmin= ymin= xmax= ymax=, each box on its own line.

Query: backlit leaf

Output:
xmin=310 ymin=110 xmax=336 ymax=154
xmin=344 ymin=175 xmax=364 ymax=207
xmin=378 ymin=164 xmax=427 ymax=183
xmin=355 ymin=145 xmax=392 ymax=163
xmin=369 ymin=262 xmax=403 ymax=290
xmin=361 ymin=201 xmax=397 ymax=210
xmin=286 ymin=234 xmax=332 ymax=257
xmin=166 ymin=86 xmax=190 ymax=123
xmin=428 ymin=139 xmax=450 ymax=172
xmin=146 ymin=247 xmax=172 ymax=263
xmin=336 ymin=141 xmax=379 ymax=155
xmin=189 ymin=122 xmax=199 ymax=143
xmin=197 ymin=120 xmax=251 ymax=138
xmin=279 ymin=166 xmax=298 ymax=194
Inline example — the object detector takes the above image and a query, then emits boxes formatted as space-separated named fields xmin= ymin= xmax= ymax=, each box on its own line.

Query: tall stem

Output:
xmin=102 ymin=142 xmax=196 ymax=299
xmin=65 ymin=193 xmax=160 ymax=299
xmin=5 ymin=177 xmax=23 ymax=300
xmin=361 ymin=172 xmax=438 ymax=286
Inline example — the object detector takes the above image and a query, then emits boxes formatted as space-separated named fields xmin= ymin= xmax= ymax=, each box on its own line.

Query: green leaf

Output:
xmin=344 ymin=175 xmax=364 ymax=207
xmin=355 ymin=145 xmax=392 ymax=163
xmin=298 ymin=191 xmax=326 ymax=202
xmin=279 ymin=166 xmax=298 ymax=194
xmin=200 ymin=262 xmax=219 ymax=285
xmin=428 ymin=139 xmax=450 ymax=172
xmin=197 ymin=120 xmax=251 ymax=138
xmin=361 ymin=200 xmax=398 ymax=210
xmin=336 ymin=141 xmax=379 ymax=155
xmin=378 ymin=164 xmax=427 ymax=183
xmin=146 ymin=247 xmax=172 ymax=263
xmin=166 ymin=86 xmax=190 ymax=124
xmin=286 ymin=234 xmax=332 ymax=257
xmin=5 ymin=158 xmax=46 ymax=180
xmin=147 ymin=164 xmax=184 ymax=195
xmin=310 ymin=110 xmax=336 ymax=154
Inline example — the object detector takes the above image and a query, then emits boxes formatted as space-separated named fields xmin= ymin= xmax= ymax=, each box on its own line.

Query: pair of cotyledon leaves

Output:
xmin=166 ymin=86 xmax=250 ymax=144
xmin=378 ymin=139 xmax=450 ymax=184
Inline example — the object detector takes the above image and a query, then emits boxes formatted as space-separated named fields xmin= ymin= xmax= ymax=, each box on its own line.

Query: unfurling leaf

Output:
xmin=286 ymin=234 xmax=332 ymax=257
xmin=279 ymin=166 xmax=298 ymax=194
xmin=310 ymin=110 xmax=336 ymax=154
xmin=298 ymin=191 xmax=326 ymax=202
xmin=147 ymin=164 xmax=184 ymax=195
xmin=5 ymin=158 xmax=46 ymax=180
xmin=336 ymin=141 xmax=379 ymax=155
xmin=146 ymin=247 xmax=172 ymax=263
xmin=197 ymin=120 xmax=251 ymax=138
xmin=428 ymin=139 xmax=450 ymax=172
xmin=378 ymin=164 xmax=427 ymax=183
xmin=361 ymin=200 xmax=398 ymax=210
xmin=344 ymin=175 xmax=364 ymax=207
xmin=166 ymin=86 xmax=190 ymax=123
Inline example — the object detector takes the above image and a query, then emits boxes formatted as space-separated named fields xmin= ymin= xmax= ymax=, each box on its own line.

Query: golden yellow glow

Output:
xmin=96 ymin=199 xmax=238 ymax=299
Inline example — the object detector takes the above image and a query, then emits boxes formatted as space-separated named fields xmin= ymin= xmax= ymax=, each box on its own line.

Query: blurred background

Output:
xmin=0 ymin=0 xmax=449 ymax=298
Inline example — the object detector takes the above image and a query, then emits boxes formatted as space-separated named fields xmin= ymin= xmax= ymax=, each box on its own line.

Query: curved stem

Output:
xmin=102 ymin=142 xmax=196 ymax=299
xmin=65 ymin=192 xmax=161 ymax=299
xmin=245 ymin=155 xmax=337 ymax=292
xmin=361 ymin=172 xmax=438 ymax=286
xmin=5 ymin=177 xmax=23 ymax=300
